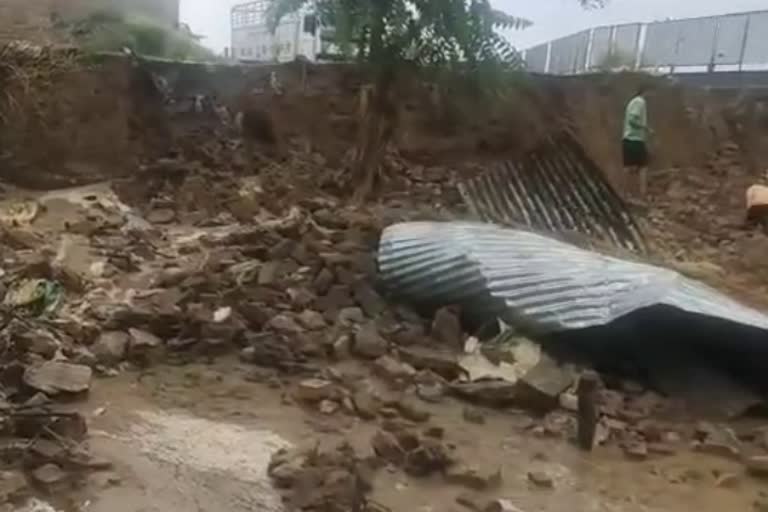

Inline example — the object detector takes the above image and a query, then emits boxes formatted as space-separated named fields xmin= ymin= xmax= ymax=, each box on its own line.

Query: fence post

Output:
xmin=738 ymin=13 xmax=751 ymax=72
xmin=633 ymin=24 xmax=645 ymax=71
xmin=708 ymin=17 xmax=721 ymax=73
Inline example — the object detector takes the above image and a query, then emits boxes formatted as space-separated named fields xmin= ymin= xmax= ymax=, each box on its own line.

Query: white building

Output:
xmin=230 ymin=0 xmax=326 ymax=62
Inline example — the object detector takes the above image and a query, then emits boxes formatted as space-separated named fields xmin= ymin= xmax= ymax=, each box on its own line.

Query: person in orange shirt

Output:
xmin=746 ymin=179 xmax=768 ymax=233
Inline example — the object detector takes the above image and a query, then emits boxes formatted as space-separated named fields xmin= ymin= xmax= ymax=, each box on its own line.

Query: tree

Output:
xmin=268 ymin=0 xmax=603 ymax=199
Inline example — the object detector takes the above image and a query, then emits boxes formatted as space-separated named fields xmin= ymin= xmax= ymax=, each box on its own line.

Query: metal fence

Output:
xmin=524 ymin=10 xmax=768 ymax=74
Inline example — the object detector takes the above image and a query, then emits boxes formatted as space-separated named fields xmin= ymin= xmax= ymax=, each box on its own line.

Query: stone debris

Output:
xmin=431 ymin=306 xmax=463 ymax=348
xmin=527 ymin=471 xmax=554 ymax=489
xmin=445 ymin=464 xmax=502 ymax=491
xmin=353 ymin=322 xmax=389 ymax=359
xmin=515 ymin=356 xmax=573 ymax=412
xmin=295 ymin=379 xmax=336 ymax=403
xmin=92 ymin=331 xmax=130 ymax=366
xmin=745 ymin=455 xmax=768 ymax=478
xmin=462 ymin=407 xmax=486 ymax=425
xmin=268 ymin=441 xmax=372 ymax=512
xmin=23 ymin=362 xmax=92 ymax=395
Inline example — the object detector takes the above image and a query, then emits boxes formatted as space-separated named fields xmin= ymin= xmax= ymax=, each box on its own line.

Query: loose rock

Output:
xmin=298 ymin=310 xmax=327 ymax=330
xmin=23 ymin=362 xmax=92 ymax=395
xmin=463 ymin=407 xmax=486 ymax=425
xmin=353 ymin=322 xmax=388 ymax=359
xmin=374 ymin=355 xmax=416 ymax=382
xmin=431 ymin=306 xmax=463 ymax=348
xmin=92 ymin=331 xmax=130 ymax=366
xmin=527 ymin=471 xmax=554 ymax=489
xmin=397 ymin=398 xmax=431 ymax=423
xmin=31 ymin=463 xmax=68 ymax=490
xmin=746 ymin=455 xmax=768 ymax=477
xmin=296 ymin=379 xmax=335 ymax=403
xmin=371 ymin=430 xmax=405 ymax=465
xmin=352 ymin=389 xmax=381 ymax=420
xmin=515 ymin=356 xmax=573 ymax=412
xmin=446 ymin=464 xmax=502 ymax=491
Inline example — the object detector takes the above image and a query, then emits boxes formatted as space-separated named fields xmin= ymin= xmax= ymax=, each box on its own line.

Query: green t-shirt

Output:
xmin=623 ymin=95 xmax=648 ymax=142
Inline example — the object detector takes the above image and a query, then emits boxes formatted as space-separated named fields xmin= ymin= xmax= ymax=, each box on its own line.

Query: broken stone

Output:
xmin=515 ymin=356 xmax=573 ymax=412
xmin=462 ymin=407 xmax=486 ymax=425
xmin=431 ymin=306 xmax=463 ymax=348
xmin=0 ymin=470 xmax=28 ymax=501
xmin=694 ymin=430 xmax=742 ymax=461
xmin=485 ymin=499 xmax=526 ymax=512
xmin=23 ymin=362 xmax=92 ymax=395
xmin=559 ymin=392 xmax=578 ymax=412
xmin=297 ymin=310 xmax=326 ymax=330
xmin=379 ymin=407 xmax=400 ymax=419
xmin=352 ymin=390 xmax=381 ymax=420
xmin=295 ymin=379 xmax=335 ymax=403
xmin=353 ymin=281 xmax=385 ymax=318
xmin=270 ymin=314 xmax=304 ymax=334
xmin=527 ymin=471 xmax=554 ymax=489
xmin=405 ymin=439 xmax=452 ymax=477
xmin=353 ymin=322 xmax=388 ymax=359
xmin=450 ymin=380 xmax=517 ymax=406
xmin=319 ymin=400 xmax=339 ymax=415
xmin=371 ymin=430 xmax=405 ymax=465
xmin=146 ymin=208 xmax=176 ymax=224
xmin=268 ymin=448 xmax=308 ymax=489
xmin=399 ymin=346 xmax=466 ymax=381
xmin=31 ymin=463 xmax=67 ymax=490
xmin=397 ymin=398 xmax=431 ymax=422
xmin=258 ymin=261 xmax=281 ymax=286
xmin=91 ymin=331 xmax=129 ymax=366
xmin=416 ymin=382 xmax=445 ymax=404
xmin=446 ymin=464 xmax=502 ymax=491
xmin=647 ymin=442 xmax=677 ymax=456
xmin=313 ymin=268 xmax=335 ymax=295
xmin=128 ymin=328 xmax=162 ymax=349
xmin=374 ymin=355 xmax=416 ymax=382
xmin=338 ymin=307 xmax=365 ymax=326
xmin=17 ymin=329 xmax=60 ymax=359
xmin=746 ymin=455 xmax=768 ymax=478
xmin=623 ymin=440 xmax=649 ymax=460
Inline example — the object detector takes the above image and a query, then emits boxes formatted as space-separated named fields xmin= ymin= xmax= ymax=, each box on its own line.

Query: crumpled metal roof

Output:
xmin=459 ymin=138 xmax=646 ymax=253
xmin=377 ymin=221 xmax=768 ymax=333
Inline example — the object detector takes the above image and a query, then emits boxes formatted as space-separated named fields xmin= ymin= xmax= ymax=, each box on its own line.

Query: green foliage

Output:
xmin=268 ymin=0 xmax=530 ymax=75
xmin=68 ymin=9 xmax=215 ymax=61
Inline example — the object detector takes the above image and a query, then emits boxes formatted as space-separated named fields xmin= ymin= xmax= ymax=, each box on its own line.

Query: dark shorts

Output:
xmin=622 ymin=139 xmax=648 ymax=168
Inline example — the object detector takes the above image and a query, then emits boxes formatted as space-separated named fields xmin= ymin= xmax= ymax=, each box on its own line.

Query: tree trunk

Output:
xmin=350 ymin=3 xmax=397 ymax=202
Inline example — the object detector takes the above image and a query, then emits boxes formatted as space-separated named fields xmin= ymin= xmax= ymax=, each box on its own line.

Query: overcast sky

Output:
xmin=180 ymin=0 xmax=768 ymax=54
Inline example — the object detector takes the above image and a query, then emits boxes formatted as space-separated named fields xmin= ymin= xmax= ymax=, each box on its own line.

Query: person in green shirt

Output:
xmin=622 ymin=86 xmax=651 ymax=201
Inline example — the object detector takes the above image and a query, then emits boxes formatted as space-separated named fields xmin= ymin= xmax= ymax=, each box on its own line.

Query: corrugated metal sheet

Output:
xmin=458 ymin=139 xmax=646 ymax=253
xmin=377 ymin=222 xmax=768 ymax=334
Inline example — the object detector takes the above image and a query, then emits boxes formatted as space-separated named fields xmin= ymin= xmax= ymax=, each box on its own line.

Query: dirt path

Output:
xmin=18 ymin=359 xmax=758 ymax=512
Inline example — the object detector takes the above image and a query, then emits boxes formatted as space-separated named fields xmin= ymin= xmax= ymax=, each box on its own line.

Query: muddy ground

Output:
xmin=2 ymin=55 xmax=768 ymax=512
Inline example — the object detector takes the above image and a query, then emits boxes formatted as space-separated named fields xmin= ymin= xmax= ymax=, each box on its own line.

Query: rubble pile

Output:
xmin=645 ymin=141 xmax=768 ymax=305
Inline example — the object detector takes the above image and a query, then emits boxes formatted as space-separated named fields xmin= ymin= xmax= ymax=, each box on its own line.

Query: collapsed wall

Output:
xmin=0 ymin=56 xmax=750 ymax=190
